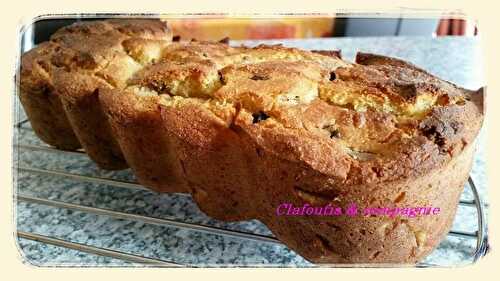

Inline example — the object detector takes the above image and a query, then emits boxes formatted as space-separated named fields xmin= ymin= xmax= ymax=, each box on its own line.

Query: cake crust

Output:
xmin=20 ymin=19 xmax=484 ymax=264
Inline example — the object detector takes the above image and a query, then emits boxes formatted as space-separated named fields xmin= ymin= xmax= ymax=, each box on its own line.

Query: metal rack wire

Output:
xmin=14 ymin=119 xmax=489 ymax=267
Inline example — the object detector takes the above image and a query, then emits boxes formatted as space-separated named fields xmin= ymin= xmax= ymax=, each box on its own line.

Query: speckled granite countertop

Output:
xmin=14 ymin=36 xmax=488 ymax=267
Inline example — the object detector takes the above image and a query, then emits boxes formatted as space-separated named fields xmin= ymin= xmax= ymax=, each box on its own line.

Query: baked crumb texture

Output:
xmin=20 ymin=20 xmax=484 ymax=264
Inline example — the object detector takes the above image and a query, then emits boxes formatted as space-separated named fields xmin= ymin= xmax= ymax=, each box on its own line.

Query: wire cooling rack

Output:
xmin=14 ymin=118 xmax=489 ymax=267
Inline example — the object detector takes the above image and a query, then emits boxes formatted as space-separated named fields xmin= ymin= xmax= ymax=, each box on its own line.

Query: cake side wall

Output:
xmin=19 ymin=87 xmax=81 ymax=150
xmin=151 ymin=100 xmax=475 ymax=263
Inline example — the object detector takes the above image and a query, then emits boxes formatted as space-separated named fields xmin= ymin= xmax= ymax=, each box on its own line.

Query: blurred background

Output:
xmin=164 ymin=16 xmax=477 ymax=40
xmin=24 ymin=14 xmax=478 ymax=48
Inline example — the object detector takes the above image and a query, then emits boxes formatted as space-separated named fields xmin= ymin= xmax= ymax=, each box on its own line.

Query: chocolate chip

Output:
xmin=322 ymin=124 xmax=340 ymax=138
xmin=396 ymin=83 xmax=417 ymax=99
xmin=252 ymin=111 xmax=269 ymax=123
xmin=330 ymin=129 xmax=341 ymax=138
xmin=218 ymin=70 xmax=226 ymax=85
xmin=172 ymin=35 xmax=181 ymax=42
xmin=422 ymin=125 xmax=446 ymax=147
xmin=250 ymin=74 xmax=270 ymax=81
xmin=329 ymin=72 xmax=337 ymax=81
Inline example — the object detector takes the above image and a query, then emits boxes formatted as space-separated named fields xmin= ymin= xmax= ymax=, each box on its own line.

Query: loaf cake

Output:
xmin=19 ymin=19 xmax=484 ymax=264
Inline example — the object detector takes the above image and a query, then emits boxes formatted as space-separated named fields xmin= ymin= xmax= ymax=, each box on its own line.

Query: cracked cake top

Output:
xmin=20 ymin=19 xmax=484 ymax=187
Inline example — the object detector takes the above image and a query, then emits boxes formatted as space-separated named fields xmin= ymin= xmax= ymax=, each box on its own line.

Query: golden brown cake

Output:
xmin=19 ymin=19 xmax=484 ymax=264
